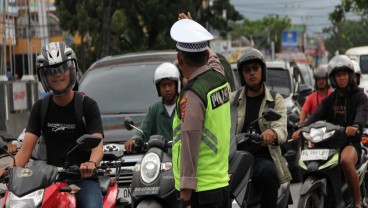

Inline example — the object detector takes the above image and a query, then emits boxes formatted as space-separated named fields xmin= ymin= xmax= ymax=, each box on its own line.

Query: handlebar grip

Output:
xmin=97 ymin=169 xmax=105 ymax=176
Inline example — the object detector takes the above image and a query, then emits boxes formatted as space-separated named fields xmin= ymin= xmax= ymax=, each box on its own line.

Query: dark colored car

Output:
xmin=78 ymin=51 xmax=238 ymax=204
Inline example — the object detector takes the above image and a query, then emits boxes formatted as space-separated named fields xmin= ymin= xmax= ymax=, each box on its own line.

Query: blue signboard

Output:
xmin=282 ymin=31 xmax=298 ymax=49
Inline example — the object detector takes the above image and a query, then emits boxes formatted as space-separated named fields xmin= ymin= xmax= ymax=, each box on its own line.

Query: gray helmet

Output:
xmin=327 ymin=55 xmax=355 ymax=88
xmin=314 ymin=64 xmax=328 ymax=79
xmin=236 ymin=47 xmax=266 ymax=86
xmin=36 ymin=42 xmax=78 ymax=96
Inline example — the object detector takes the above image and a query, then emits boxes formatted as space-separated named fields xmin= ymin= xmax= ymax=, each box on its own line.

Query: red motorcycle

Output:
xmin=0 ymin=134 xmax=126 ymax=208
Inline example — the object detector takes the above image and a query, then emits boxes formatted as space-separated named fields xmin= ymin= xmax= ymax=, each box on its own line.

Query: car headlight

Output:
xmin=6 ymin=189 xmax=44 ymax=208
xmin=141 ymin=152 xmax=160 ymax=183
xmin=302 ymin=127 xmax=335 ymax=143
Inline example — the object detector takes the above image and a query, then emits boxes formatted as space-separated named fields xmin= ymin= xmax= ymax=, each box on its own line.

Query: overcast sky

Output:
xmin=229 ymin=0 xmax=361 ymax=36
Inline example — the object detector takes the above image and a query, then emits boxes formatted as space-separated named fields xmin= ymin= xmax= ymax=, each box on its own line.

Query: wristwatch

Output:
xmin=178 ymin=198 xmax=191 ymax=208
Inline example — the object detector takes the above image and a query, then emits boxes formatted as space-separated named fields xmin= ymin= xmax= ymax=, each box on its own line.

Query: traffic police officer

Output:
xmin=170 ymin=14 xmax=231 ymax=208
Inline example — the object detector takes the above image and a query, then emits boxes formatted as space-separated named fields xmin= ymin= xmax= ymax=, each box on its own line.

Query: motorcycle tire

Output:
xmin=297 ymin=190 xmax=326 ymax=208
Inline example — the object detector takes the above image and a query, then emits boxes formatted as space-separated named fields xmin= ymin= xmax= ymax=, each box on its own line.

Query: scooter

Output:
xmin=124 ymin=118 xmax=176 ymax=208
xmin=298 ymin=121 xmax=368 ymax=208
xmin=0 ymin=134 xmax=125 ymax=208
xmin=229 ymin=108 xmax=292 ymax=208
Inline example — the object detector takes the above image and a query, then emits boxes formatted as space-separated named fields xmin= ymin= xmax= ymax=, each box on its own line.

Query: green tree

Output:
xmin=327 ymin=0 xmax=368 ymax=55
xmin=55 ymin=0 xmax=102 ymax=72
xmin=231 ymin=15 xmax=292 ymax=52
xmin=55 ymin=0 xmax=242 ymax=71
xmin=323 ymin=19 xmax=368 ymax=55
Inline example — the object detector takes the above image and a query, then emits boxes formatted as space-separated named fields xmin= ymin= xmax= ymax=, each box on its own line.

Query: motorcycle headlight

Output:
xmin=141 ymin=152 xmax=160 ymax=183
xmin=302 ymin=127 xmax=335 ymax=143
xmin=6 ymin=189 xmax=44 ymax=208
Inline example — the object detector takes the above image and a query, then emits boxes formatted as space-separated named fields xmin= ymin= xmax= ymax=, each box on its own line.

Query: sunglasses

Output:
xmin=243 ymin=64 xmax=261 ymax=73
xmin=41 ymin=60 xmax=76 ymax=76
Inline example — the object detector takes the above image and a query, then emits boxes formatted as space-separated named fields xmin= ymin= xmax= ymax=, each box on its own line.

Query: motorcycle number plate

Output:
xmin=301 ymin=149 xmax=329 ymax=161
xmin=133 ymin=186 xmax=160 ymax=196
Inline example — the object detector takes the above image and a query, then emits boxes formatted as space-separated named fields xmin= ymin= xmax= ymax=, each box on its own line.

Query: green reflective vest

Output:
xmin=172 ymin=70 xmax=231 ymax=192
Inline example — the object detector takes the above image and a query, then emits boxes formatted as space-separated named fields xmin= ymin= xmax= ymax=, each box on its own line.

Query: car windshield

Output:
xmin=298 ymin=65 xmax=313 ymax=87
xmin=360 ymin=55 xmax=368 ymax=74
xmin=79 ymin=63 xmax=160 ymax=114
xmin=265 ymin=68 xmax=292 ymax=97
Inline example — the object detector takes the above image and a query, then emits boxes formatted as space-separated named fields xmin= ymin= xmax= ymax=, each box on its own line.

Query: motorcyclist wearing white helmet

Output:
xmin=0 ymin=42 xmax=104 ymax=208
xmin=124 ymin=62 xmax=180 ymax=153
xmin=292 ymin=55 xmax=368 ymax=208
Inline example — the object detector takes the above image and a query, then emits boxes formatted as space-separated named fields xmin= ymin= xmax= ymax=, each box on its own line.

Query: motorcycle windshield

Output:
xmin=8 ymin=161 xmax=58 ymax=197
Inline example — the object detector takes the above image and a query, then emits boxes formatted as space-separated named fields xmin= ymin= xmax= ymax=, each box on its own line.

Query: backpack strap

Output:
xmin=74 ymin=91 xmax=87 ymax=132
xmin=232 ymin=87 xmax=244 ymax=107
xmin=267 ymin=90 xmax=277 ymax=109
xmin=41 ymin=94 xmax=52 ymax=129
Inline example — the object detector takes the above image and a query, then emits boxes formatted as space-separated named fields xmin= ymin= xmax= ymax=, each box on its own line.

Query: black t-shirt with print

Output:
xmin=26 ymin=94 xmax=104 ymax=167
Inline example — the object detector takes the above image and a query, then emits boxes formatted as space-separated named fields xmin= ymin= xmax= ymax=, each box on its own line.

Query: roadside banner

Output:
xmin=282 ymin=31 xmax=298 ymax=49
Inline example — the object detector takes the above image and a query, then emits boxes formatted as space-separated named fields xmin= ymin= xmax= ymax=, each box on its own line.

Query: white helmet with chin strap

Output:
xmin=153 ymin=62 xmax=181 ymax=96
xmin=36 ymin=42 xmax=78 ymax=96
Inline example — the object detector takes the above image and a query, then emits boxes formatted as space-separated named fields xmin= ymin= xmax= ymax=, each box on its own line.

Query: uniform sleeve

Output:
xmin=25 ymin=100 xmax=42 ymax=137
xmin=180 ymin=90 xmax=205 ymax=190
xmin=84 ymin=97 xmax=104 ymax=136
xmin=132 ymin=104 xmax=155 ymax=141
xmin=208 ymin=49 xmax=225 ymax=75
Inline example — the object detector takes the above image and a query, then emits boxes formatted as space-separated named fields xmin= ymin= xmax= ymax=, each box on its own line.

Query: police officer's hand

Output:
xmin=346 ymin=125 xmax=358 ymax=137
xmin=261 ymin=129 xmax=276 ymax=146
xmin=291 ymin=129 xmax=301 ymax=141
xmin=7 ymin=144 xmax=17 ymax=154
xmin=178 ymin=12 xmax=192 ymax=20
xmin=80 ymin=161 xmax=96 ymax=179
xmin=124 ymin=139 xmax=136 ymax=154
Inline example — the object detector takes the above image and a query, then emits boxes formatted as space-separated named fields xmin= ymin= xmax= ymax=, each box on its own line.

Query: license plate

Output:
xmin=133 ymin=186 xmax=160 ymax=196
xmin=121 ymin=187 xmax=132 ymax=204
xmin=301 ymin=149 xmax=329 ymax=161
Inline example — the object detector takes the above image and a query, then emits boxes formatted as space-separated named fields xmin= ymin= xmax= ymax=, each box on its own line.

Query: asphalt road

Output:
xmin=290 ymin=182 xmax=301 ymax=208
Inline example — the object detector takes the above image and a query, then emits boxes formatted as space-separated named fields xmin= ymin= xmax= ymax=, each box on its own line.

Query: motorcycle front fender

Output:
xmin=136 ymin=198 xmax=164 ymax=208
xmin=299 ymin=175 xmax=327 ymax=196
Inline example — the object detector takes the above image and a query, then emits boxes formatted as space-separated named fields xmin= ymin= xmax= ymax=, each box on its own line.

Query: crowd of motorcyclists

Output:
xmin=1 ymin=11 xmax=368 ymax=208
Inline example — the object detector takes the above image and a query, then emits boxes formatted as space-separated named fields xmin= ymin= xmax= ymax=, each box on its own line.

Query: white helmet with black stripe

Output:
xmin=36 ymin=42 xmax=78 ymax=96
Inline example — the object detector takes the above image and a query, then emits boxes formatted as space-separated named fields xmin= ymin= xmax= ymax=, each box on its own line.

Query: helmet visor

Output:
xmin=39 ymin=59 xmax=76 ymax=77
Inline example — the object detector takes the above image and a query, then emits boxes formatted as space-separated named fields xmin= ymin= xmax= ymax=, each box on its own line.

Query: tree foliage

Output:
xmin=324 ymin=19 xmax=368 ymax=55
xmin=327 ymin=0 xmax=368 ymax=55
xmin=54 ymin=0 xmax=242 ymax=71
xmin=231 ymin=15 xmax=292 ymax=52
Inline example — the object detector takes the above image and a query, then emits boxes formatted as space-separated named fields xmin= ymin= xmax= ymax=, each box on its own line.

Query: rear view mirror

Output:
xmin=298 ymin=84 xmax=313 ymax=96
xmin=124 ymin=117 xmax=134 ymax=131
xmin=76 ymin=134 xmax=101 ymax=151
xmin=262 ymin=108 xmax=282 ymax=121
